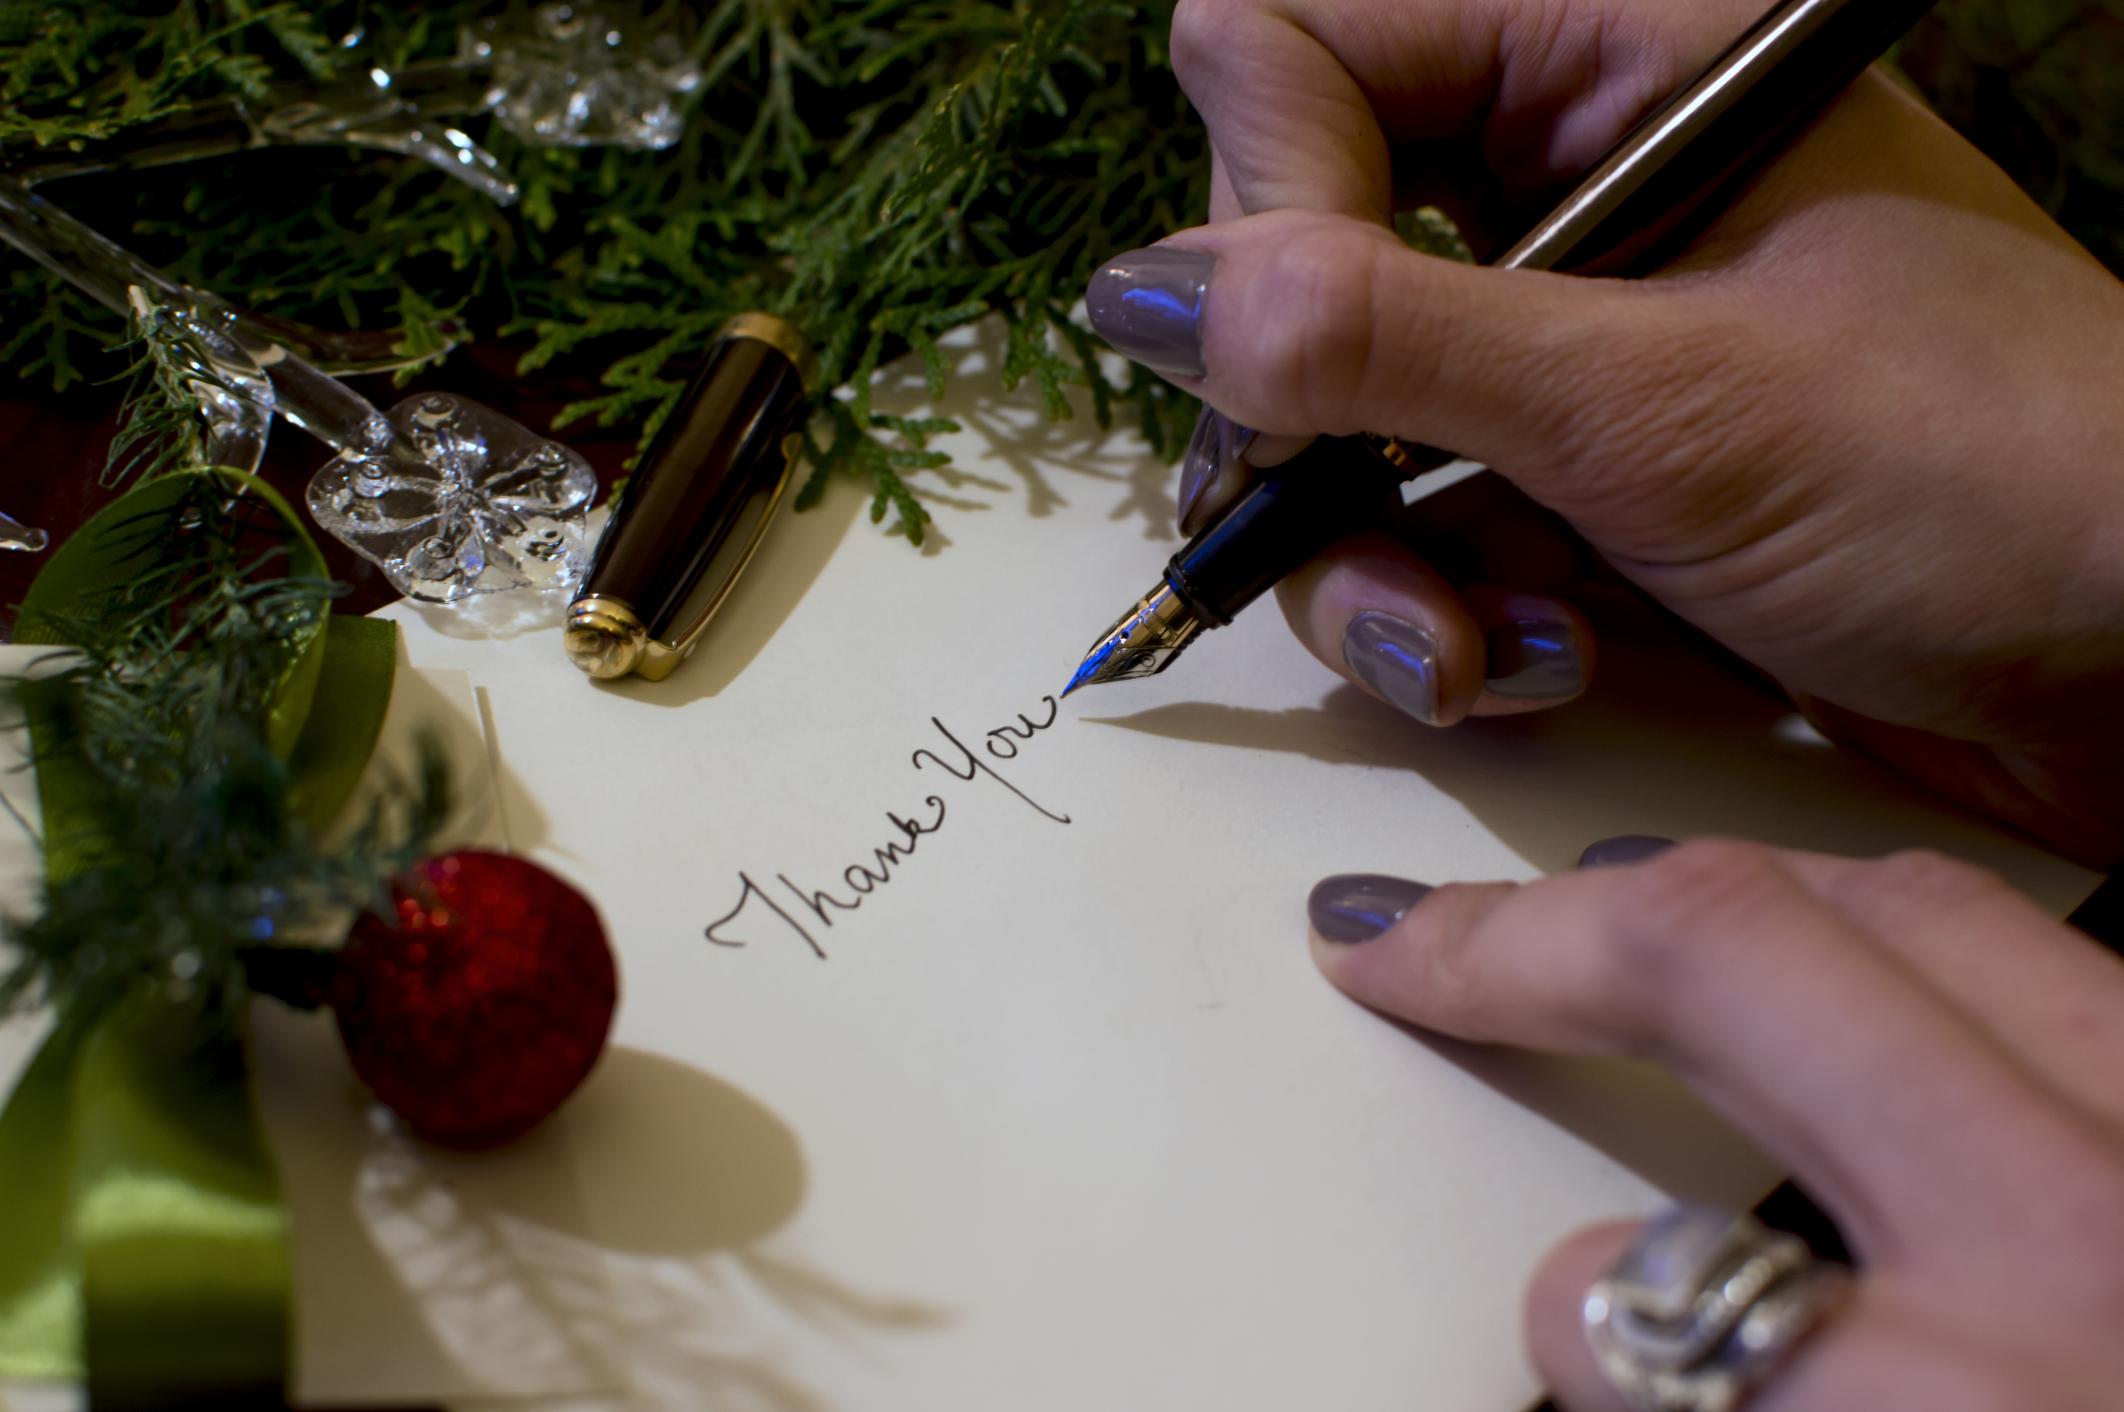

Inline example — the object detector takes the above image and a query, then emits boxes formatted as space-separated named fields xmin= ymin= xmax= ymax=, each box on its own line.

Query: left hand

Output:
xmin=1307 ymin=842 xmax=2124 ymax=1408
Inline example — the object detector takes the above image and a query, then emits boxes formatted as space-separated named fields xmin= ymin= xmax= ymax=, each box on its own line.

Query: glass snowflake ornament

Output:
xmin=465 ymin=3 xmax=702 ymax=151
xmin=307 ymin=393 xmax=598 ymax=603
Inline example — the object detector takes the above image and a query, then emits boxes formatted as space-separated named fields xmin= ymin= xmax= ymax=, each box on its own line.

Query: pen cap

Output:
xmin=566 ymin=314 xmax=813 ymax=679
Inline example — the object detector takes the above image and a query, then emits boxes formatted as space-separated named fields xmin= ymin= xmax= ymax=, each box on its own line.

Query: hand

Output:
xmin=1306 ymin=842 xmax=2124 ymax=1409
xmin=1088 ymin=0 xmax=2124 ymax=866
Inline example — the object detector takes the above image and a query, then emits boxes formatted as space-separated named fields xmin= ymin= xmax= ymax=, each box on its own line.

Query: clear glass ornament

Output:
xmin=307 ymin=393 xmax=598 ymax=602
xmin=467 ymin=4 xmax=702 ymax=150
xmin=7 ymin=9 xmax=704 ymax=205
xmin=0 ymin=509 xmax=47 ymax=552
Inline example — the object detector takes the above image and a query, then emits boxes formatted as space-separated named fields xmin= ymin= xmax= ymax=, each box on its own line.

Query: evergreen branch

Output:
xmin=2 ymin=466 xmax=441 ymax=1026
xmin=2 ymin=0 xmax=1210 ymax=538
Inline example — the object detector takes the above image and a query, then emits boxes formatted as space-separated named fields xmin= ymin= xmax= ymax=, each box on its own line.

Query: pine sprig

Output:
xmin=0 ymin=0 xmax=338 ymax=146
xmin=2 ymin=350 xmax=443 ymax=1027
xmin=101 ymin=309 xmax=216 ymax=486
xmin=3 ymin=476 xmax=444 ymax=1025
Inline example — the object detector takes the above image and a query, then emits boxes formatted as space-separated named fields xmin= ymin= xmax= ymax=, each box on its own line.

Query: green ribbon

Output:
xmin=0 ymin=472 xmax=399 ymax=1403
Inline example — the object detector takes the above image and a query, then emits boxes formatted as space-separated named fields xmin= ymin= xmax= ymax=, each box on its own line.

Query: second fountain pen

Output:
xmin=1063 ymin=0 xmax=1939 ymax=696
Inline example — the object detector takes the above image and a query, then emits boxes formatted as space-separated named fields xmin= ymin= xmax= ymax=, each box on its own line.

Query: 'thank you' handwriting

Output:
xmin=704 ymin=697 xmax=1070 ymax=958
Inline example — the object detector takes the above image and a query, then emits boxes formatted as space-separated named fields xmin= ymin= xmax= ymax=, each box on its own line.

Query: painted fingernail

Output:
xmin=1086 ymin=245 xmax=1214 ymax=377
xmin=1308 ymin=873 xmax=1434 ymax=943
xmin=1577 ymin=835 xmax=1675 ymax=868
xmin=1344 ymin=612 xmax=1441 ymax=725
xmin=1484 ymin=620 xmax=1583 ymax=700
xmin=1177 ymin=407 xmax=1257 ymax=533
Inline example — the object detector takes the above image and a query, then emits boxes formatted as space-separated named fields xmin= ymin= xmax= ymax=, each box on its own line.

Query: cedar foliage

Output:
xmin=0 ymin=0 xmax=1209 ymax=542
xmin=2 ymin=471 xmax=445 ymax=1025
xmin=2 ymin=0 xmax=2119 ymax=543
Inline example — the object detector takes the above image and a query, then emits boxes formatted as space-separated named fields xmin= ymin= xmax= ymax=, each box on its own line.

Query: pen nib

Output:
xmin=1061 ymin=581 xmax=1208 ymax=696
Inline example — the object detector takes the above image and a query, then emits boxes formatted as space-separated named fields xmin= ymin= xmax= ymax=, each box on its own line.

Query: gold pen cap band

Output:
xmin=718 ymin=312 xmax=815 ymax=394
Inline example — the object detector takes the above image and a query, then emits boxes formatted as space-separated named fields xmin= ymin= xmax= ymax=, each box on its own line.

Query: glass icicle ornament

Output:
xmin=5 ymin=7 xmax=703 ymax=205
xmin=0 ymin=176 xmax=596 ymax=603
xmin=0 ymin=509 xmax=46 ymax=553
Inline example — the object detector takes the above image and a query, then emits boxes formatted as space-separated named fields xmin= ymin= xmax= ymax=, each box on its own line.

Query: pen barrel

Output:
xmin=1504 ymin=0 xmax=1940 ymax=277
xmin=1164 ymin=437 xmax=1416 ymax=623
xmin=579 ymin=322 xmax=810 ymax=642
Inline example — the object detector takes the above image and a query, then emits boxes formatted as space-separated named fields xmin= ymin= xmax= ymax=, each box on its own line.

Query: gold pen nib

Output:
xmin=1061 ymin=581 xmax=1208 ymax=697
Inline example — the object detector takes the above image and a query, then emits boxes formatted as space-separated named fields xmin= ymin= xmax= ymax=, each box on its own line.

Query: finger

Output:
xmin=1524 ymin=1221 xmax=1637 ymax=1412
xmin=1172 ymin=0 xmax=1397 ymax=221
xmin=1090 ymin=75 xmax=1989 ymax=563
xmin=1307 ymin=840 xmax=2117 ymax=1271
xmin=1524 ymin=1224 xmax=1981 ymax=1412
xmin=1274 ymin=532 xmax=1487 ymax=727
xmin=1772 ymin=848 xmax=2124 ymax=1131
xmin=1582 ymin=837 xmax=2124 ymax=1130
xmin=1175 ymin=417 xmax=1314 ymax=536
xmin=1461 ymin=582 xmax=1595 ymax=716
xmin=1177 ymin=406 xmax=1258 ymax=535
xmin=1274 ymin=533 xmax=1593 ymax=723
xmin=1187 ymin=149 xmax=1308 ymax=535
xmin=1171 ymin=206 xmax=1706 ymax=485
xmin=1397 ymin=468 xmax=1592 ymax=594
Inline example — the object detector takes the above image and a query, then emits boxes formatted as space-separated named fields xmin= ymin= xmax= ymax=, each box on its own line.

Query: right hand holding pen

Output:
xmin=1085 ymin=0 xmax=2124 ymax=867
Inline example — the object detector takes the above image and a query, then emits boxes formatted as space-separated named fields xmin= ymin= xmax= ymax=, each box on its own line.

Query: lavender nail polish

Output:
xmin=1308 ymin=874 xmax=1433 ymax=942
xmin=1578 ymin=835 xmax=1675 ymax=868
xmin=1177 ymin=408 xmax=1257 ymax=533
xmin=1086 ymin=245 xmax=1215 ymax=377
xmin=1484 ymin=620 xmax=1583 ymax=699
xmin=1344 ymin=612 xmax=1441 ymax=725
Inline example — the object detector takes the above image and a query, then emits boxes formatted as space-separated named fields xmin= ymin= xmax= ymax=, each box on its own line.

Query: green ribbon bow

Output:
xmin=0 ymin=472 xmax=399 ymax=1406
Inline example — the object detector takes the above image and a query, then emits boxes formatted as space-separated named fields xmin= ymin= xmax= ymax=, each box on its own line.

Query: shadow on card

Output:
xmin=1082 ymin=586 xmax=2097 ymax=913
xmin=252 ymin=1004 xmax=813 ymax=1405
xmin=558 ymin=1046 xmax=805 ymax=1254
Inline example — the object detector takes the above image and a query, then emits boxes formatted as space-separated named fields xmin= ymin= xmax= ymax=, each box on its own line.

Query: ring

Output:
xmin=1582 ymin=1202 xmax=1849 ymax=1412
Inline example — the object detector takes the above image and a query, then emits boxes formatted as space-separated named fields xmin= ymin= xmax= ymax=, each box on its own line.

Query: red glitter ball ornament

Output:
xmin=334 ymin=851 xmax=617 ymax=1149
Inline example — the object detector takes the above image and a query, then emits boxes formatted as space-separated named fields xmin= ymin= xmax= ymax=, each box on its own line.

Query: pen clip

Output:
xmin=631 ymin=428 xmax=806 ymax=680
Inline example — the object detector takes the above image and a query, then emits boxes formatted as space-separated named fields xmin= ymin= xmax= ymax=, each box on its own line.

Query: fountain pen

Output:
xmin=1063 ymin=0 xmax=1938 ymax=696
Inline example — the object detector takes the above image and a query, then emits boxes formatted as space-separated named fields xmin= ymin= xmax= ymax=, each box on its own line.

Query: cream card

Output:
xmin=374 ymin=321 xmax=2100 ymax=1412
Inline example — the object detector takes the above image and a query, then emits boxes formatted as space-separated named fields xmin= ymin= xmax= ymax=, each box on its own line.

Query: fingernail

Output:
xmin=1577 ymin=835 xmax=1675 ymax=868
xmin=1177 ymin=407 xmax=1257 ymax=533
xmin=1484 ymin=620 xmax=1583 ymax=700
xmin=1087 ymin=245 xmax=1215 ymax=377
xmin=1344 ymin=612 xmax=1441 ymax=725
xmin=1308 ymin=873 xmax=1434 ymax=943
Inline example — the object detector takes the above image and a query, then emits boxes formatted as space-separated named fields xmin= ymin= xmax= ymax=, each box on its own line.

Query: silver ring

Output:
xmin=1583 ymin=1202 xmax=1849 ymax=1412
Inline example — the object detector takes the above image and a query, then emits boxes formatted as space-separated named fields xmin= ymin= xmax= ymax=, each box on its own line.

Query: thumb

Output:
xmin=1086 ymin=210 xmax=1715 ymax=500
